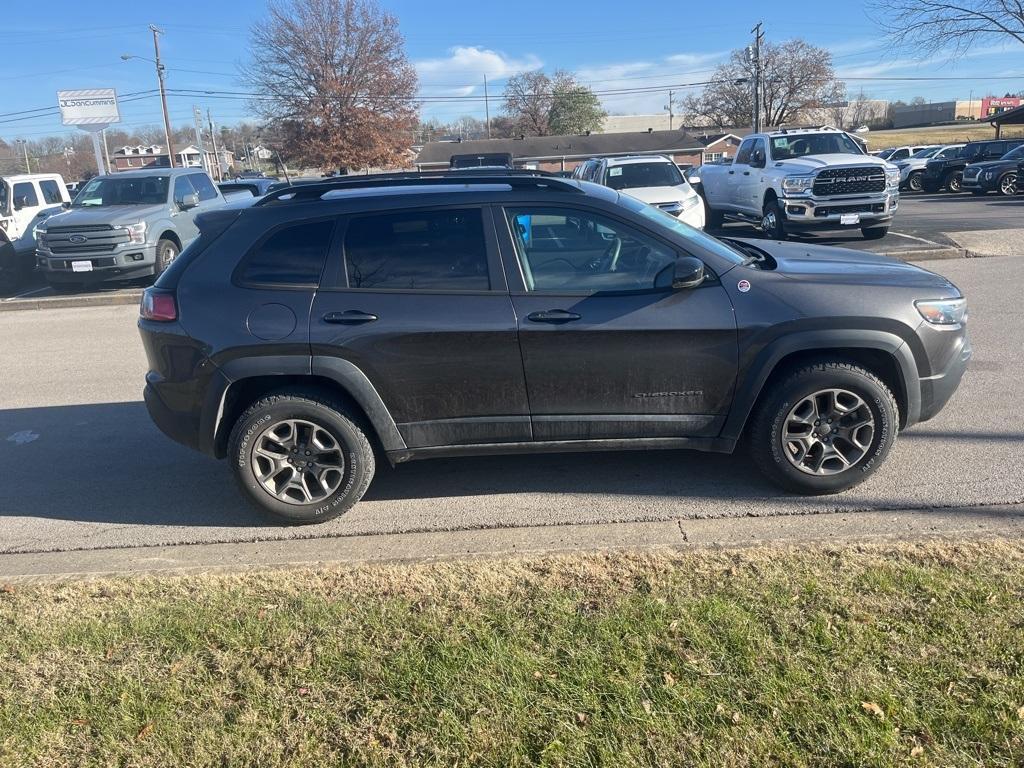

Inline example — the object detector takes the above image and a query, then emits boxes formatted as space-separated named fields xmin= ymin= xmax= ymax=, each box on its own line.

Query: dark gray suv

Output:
xmin=138 ymin=173 xmax=970 ymax=524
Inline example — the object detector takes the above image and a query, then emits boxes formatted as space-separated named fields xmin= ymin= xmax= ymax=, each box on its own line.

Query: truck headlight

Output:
xmin=915 ymin=298 xmax=967 ymax=325
xmin=118 ymin=221 xmax=147 ymax=244
xmin=681 ymin=194 xmax=701 ymax=211
xmin=782 ymin=175 xmax=815 ymax=193
xmin=885 ymin=168 xmax=900 ymax=188
xmin=34 ymin=226 xmax=46 ymax=244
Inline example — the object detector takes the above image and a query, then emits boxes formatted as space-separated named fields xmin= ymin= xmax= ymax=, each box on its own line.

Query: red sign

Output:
xmin=981 ymin=96 xmax=1022 ymax=117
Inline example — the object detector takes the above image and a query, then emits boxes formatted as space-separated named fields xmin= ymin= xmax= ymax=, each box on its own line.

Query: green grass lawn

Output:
xmin=2 ymin=541 xmax=1023 ymax=767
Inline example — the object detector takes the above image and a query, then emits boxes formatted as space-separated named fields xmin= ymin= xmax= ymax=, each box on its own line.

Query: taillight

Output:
xmin=140 ymin=288 xmax=177 ymax=322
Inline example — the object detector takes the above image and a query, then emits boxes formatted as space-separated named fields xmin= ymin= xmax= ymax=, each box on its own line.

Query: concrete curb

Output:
xmin=0 ymin=291 xmax=142 ymax=312
xmin=1 ymin=504 xmax=1021 ymax=581
xmin=880 ymin=247 xmax=975 ymax=261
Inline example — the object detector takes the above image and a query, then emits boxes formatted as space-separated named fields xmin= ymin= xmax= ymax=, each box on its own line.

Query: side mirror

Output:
xmin=13 ymin=196 xmax=28 ymax=211
xmin=673 ymin=256 xmax=705 ymax=289
xmin=62 ymin=201 xmax=72 ymax=209
xmin=176 ymin=192 xmax=199 ymax=210
xmin=687 ymin=174 xmax=701 ymax=185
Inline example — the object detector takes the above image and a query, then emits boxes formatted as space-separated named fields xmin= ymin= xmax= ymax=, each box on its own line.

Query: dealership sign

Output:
xmin=57 ymin=88 xmax=121 ymax=126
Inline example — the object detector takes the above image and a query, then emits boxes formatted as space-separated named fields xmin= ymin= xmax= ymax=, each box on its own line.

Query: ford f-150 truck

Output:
xmin=698 ymin=128 xmax=900 ymax=240
xmin=35 ymin=167 xmax=226 ymax=289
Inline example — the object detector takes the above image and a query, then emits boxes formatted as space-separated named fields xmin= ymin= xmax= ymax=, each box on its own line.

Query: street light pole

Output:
xmin=16 ymin=140 xmax=30 ymax=173
xmin=150 ymin=25 xmax=175 ymax=168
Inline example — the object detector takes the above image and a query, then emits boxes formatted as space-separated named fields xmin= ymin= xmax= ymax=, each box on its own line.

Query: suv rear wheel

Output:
xmin=228 ymin=391 xmax=375 ymax=524
xmin=943 ymin=170 xmax=963 ymax=193
xmin=749 ymin=361 xmax=898 ymax=495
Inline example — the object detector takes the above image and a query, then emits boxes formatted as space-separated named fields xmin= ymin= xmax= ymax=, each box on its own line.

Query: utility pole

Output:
xmin=150 ymin=24 xmax=175 ymax=168
xmin=102 ymin=129 xmax=111 ymax=173
xmin=750 ymin=21 xmax=764 ymax=132
xmin=17 ymin=140 xmax=30 ymax=173
xmin=484 ymin=75 xmax=491 ymax=139
xmin=207 ymin=108 xmax=222 ymax=181
xmin=666 ymin=89 xmax=675 ymax=130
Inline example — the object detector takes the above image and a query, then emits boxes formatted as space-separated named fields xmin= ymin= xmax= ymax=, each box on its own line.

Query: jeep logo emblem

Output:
xmin=69 ymin=234 xmax=88 ymax=244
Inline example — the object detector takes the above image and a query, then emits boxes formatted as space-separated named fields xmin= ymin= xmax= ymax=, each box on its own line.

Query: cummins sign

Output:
xmin=57 ymin=89 xmax=121 ymax=126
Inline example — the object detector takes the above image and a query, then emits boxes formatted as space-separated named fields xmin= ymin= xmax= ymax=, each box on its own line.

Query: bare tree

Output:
xmin=680 ymin=39 xmax=844 ymax=128
xmin=871 ymin=0 xmax=1024 ymax=55
xmin=502 ymin=70 xmax=605 ymax=136
xmin=245 ymin=0 xmax=418 ymax=170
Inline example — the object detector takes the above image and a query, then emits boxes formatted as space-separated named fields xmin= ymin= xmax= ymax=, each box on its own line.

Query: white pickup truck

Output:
xmin=0 ymin=173 xmax=72 ymax=290
xmin=697 ymin=128 xmax=900 ymax=240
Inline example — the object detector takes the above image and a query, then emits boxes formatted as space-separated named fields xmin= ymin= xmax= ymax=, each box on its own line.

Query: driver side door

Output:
xmin=497 ymin=203 xmax=738 ymax=441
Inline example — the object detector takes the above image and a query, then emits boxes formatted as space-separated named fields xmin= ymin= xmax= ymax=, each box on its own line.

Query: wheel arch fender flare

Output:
xmin=204 ymin=355 xmax=407 ymax=458
xmin=155 ymin=226 xmax=182 ymax=250
xmin=721 ymin=329 xmax=922 ymax=442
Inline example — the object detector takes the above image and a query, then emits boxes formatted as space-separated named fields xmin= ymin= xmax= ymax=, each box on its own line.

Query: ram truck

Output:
xmin=698 ymin=128 xmax=900 ymax=240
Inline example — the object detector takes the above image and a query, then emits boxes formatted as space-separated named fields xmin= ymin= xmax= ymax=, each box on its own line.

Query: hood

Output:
xmin=775 ymin=154 xmax=888 ymax=171
xmin=621 ymin=184 xmax=695 ymax=205
xmin=739 ymin=239 xmax=959 ymax=292
xmin=965 ymin=158 xmax=1014 ymax=172
xmin=42 ymin=203 xmax=170 ymax=228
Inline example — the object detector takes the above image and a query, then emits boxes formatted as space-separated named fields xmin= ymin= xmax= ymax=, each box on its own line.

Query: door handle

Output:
xmin=728 ymin=170 xmax=735 ymax=175
xmin=322 ymin=310 xmax=378 ymax=324
xmin=743 ymin=171 xmax=750 ymax=176
xmin=527 ymin=309 xmax=581 ymax=323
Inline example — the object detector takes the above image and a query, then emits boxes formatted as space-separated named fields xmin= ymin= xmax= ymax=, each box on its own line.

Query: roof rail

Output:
xmin=254 ymin=170 xmax=582 ymax=205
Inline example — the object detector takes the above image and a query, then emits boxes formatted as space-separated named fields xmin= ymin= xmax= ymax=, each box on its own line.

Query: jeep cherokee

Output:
xmin=138 ymin=173 xmax=970 ymax=524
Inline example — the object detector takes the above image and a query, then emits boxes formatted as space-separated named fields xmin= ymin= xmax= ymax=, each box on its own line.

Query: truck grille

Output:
xmin=44 ymin=224 xmax=129 ymax=254
xmin=814 ymin=203 xmax=885 ymax=217
xmin=812 ymin=166 xmax=886 ymax=195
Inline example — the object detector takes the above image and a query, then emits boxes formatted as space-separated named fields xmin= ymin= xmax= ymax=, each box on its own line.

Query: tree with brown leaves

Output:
xmin=245 ymin=0 xmax=419 ymax=171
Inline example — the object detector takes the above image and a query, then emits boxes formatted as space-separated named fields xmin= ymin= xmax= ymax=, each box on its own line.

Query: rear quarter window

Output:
xmin=235 ymin=219 xmax=335 ymax=288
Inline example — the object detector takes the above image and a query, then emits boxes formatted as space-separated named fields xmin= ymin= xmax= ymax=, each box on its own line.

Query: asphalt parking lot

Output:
xmin=0 ymin=249 xmax=1020 ymax=557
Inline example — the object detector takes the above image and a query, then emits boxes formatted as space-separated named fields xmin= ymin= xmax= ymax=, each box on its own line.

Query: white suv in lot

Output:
xmin=572 ymin=155 xmax=705 ymax=229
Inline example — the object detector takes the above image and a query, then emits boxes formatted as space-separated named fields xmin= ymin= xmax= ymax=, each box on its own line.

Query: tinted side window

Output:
xmin=735 ymin=139 xmax=754 ymax=165
xmin=39 ymin=179 xmax=63 ymax=204
xmin=344 ymin=209 xmax=490 ymax=291
xmin=188 ymin=173 xmax=219 ymax=201
xmin=12 ymin=182 xmax=38 ymax=208
xmin=505 ymin=206 xmax=677 ymax=293
xmin=238 ymin=219 xmax=334 ymax=286
xmin=173 ymin=176 xmax=196 ymax=201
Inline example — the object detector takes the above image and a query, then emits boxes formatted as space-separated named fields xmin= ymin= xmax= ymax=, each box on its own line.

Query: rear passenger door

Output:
xmin=309 ymin=206 xmax=531 ymax=449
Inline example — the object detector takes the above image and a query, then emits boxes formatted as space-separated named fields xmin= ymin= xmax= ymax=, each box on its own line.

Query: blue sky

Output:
xmin=2 ymin=0 xmax=1023 ymax=142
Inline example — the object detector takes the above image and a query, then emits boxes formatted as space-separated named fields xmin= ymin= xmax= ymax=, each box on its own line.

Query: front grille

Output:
xmin=46 ymin=224 xmax=114 ymax=233
xmin=963 ymin=167 xmax=981 ymax=180
xmin=814 ymin=203 xmax=885 ymax=217
xmin=812 ymin=166 xmax=886 ymax=195
xmin=49 ymin=242 xmax=117 ymax=254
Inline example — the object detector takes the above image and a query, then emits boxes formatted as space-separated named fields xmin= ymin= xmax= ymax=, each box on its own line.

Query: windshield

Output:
xmin=911 ymin=146 xmax=941 ymax=159
xmin=74 ymin=175 xmax=170 ymax=207
xmin=616 ymin=193 xmax=746 ymax=267
xmin=605 ymin=161 xmax=684 ymax=190
xmin=0 ymin=181 xmax=8 ymax=215
xmin=1001 ymin=145 xmax=1024 ymax=161
xmin=770 ymin=133 xmax=864 ymax=160
xmin=875 ymin=149 xmax=895 ymax=159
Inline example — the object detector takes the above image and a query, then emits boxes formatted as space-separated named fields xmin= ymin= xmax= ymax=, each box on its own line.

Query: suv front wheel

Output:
xmin=749 ymin=361 xmax=898 ymax=495
xmin=228 ymin=391 xmax=376 ymax=524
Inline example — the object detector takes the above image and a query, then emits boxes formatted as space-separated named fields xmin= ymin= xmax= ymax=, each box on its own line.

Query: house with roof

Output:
xmin=110 ymin=144 xmax=235 ymax=174
xmin=414 ymin=128 xmax=744 ymax=173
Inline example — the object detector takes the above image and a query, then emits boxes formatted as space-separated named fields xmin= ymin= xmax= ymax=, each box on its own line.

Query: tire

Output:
xmin=943 ymin=171 xmax=963 ymax=193
xmin=998 ymin=172 xmax=1017 ymax=196
xmin=154 ymin=238 xmax=179 ymax=277
xmin=748 ymin=361 xmax=898 ymax=495
xmin=760 ymin=199 xmax=787 ymax=240
xmin=861 ymin=225 xmax=888 ymax=240
xmin=228 ymin=391 xmax=376 ymax=524
xmin=906 ymin=171 xmax=924 ymax=193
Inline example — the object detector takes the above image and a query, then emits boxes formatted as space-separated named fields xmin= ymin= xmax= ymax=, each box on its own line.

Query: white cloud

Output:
xmin=415 ymin=46 xmax=542 ymax=97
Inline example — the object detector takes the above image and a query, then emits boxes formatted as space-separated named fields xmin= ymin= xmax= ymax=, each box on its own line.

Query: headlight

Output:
xmin=781 ymin=174 xmax=815 ymax=193
xmin=681 ymin=194 xmax=701 ymax=211
xmin=915 ymin=298 xmax=967 ymax=325
xmin=885 ymin=168 xmax=900 ymax=187
xmin=34 ymin=226 xmax=46 ymax=244
xmin=118 ymin=221 xmax=147 ymax=244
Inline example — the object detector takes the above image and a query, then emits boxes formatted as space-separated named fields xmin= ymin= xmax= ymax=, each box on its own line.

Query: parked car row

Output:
xmin=915 ymin=139 xmax=1024 ymax=195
